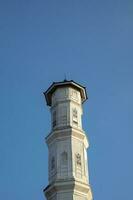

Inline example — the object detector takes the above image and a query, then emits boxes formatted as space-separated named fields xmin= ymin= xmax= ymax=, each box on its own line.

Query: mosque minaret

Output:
xmin=43 ymin=80 xmax=93 ymax=200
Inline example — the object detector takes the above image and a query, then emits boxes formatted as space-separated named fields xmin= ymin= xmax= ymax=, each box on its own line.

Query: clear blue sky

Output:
xmin=0 ymin=0 xmax=133 ymax=199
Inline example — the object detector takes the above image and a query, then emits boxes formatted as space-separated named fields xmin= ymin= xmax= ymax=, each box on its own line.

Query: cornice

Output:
xmin=44 ymin=179 xmax=92 ymax=198
xmin=45 ymin=127 xmax=89 ymax=148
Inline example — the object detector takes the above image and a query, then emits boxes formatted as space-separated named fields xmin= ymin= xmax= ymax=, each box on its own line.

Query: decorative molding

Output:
xmin=45 ymin=127 xmax=88 ymax=147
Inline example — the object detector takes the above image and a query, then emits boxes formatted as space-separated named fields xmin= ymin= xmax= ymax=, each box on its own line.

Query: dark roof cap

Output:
xmin=43 ymin=80 xmax=88 ymax=106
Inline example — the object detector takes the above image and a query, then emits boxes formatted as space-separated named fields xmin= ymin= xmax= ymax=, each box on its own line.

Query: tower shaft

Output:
xmin=43 ymin=81 xmax=92 ymax=200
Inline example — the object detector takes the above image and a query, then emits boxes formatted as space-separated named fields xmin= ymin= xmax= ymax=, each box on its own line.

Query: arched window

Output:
xmin=60 ymin=106 xmax=67 ymax=125
xmin=61 ymin=151 xmax=68 ymax=165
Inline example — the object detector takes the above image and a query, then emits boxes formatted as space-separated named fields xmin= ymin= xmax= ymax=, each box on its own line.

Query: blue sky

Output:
xmin=0 ymin=0 xmax=133 ymax=199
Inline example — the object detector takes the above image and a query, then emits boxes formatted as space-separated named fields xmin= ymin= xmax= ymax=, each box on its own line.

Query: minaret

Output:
xmin=43 ymin=80 xmax=92 ymax=200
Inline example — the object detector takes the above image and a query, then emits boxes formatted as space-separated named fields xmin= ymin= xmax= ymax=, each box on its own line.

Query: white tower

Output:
xmin=43 ymin=80 xmax=92 ymax=200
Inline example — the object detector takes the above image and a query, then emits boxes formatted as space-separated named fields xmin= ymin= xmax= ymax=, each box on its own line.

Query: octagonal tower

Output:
xmin=43 ymin=80 xmax=92 ymax=200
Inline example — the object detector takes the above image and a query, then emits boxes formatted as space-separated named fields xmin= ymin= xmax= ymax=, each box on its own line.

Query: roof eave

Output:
xmin=44 ymin=80 xmax=88 ymax=106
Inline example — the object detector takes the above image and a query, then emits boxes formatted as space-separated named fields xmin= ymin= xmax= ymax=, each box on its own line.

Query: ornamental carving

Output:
xmin=75 ymin=153 xmax=81 ymax=166
xmin=72 ymin=90 xmax=78 ymax=99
